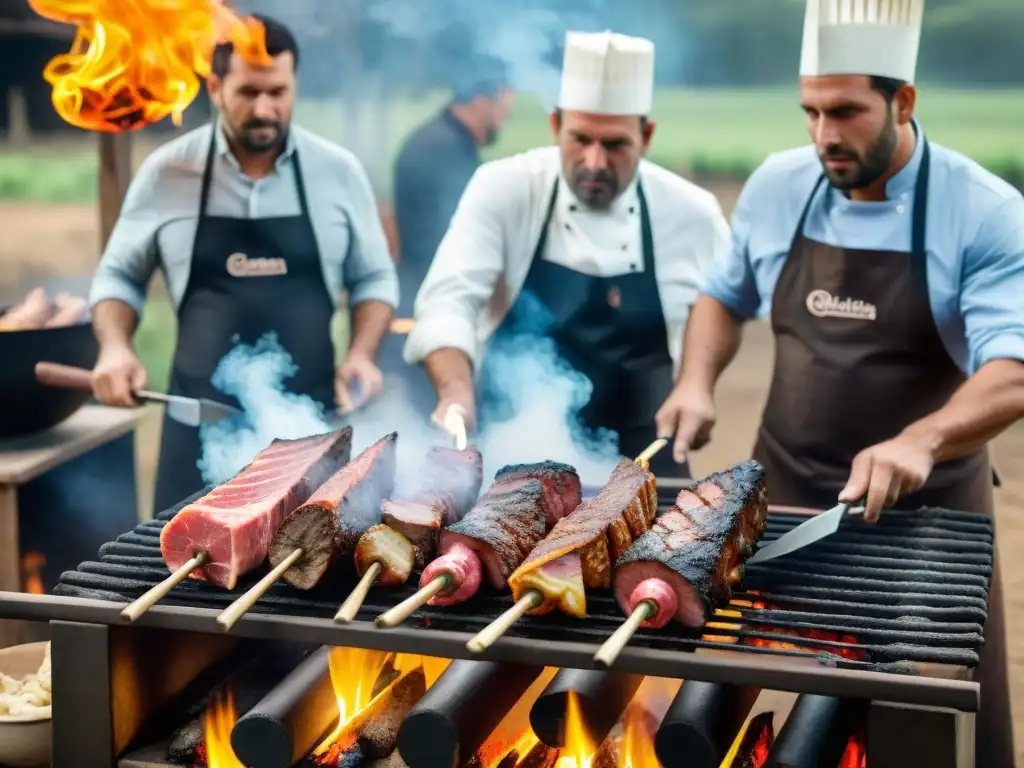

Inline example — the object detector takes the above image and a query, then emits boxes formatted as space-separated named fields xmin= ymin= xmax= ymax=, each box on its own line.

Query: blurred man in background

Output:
xmin=657 ymin=1 xmax=1023 ymax=763
xmin=392 ymin=61 xmax=516 ymax=318
xmin=404 ymin=31 xmax=730 ymax=478
xmin=87 ymin=15 xmax=398 ymax=511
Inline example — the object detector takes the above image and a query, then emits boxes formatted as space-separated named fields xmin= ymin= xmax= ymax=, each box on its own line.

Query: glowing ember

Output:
xmin=203 ymin=689 xmax=244 ymax=768
xmin=838 ymin=730 xmax=867 ymax=768
xmin=719 ymin=711 xmax=774 ymax=768
xmin=27 ymin=0 xmax=271 ymax=132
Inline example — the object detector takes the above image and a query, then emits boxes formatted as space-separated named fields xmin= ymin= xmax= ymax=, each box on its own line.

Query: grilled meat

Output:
xmin=612 ymin=460 xmax=767 ymax=628
xmin=420 ymin=462 xmax=580 ymax=607
xmin=268 ymin=433 xmax=398 ymax=589
xmin=507 ymin=458 xmax=656 ymax=617
xmin=378 ymin=446 xmax=484 ymax=570
xmin=355 ymin=524 xmax=416 ymax=586
xmin=160 ymin=428 xmax=352 ymax=589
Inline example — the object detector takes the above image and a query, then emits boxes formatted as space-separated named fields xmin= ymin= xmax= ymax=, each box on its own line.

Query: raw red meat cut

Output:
xmin=159 ymin=427 xmax=353 ymax=589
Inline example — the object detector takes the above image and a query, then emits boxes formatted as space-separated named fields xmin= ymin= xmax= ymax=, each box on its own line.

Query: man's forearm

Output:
xmin=425 ymin=348 xmax=474 ymax=400
xmin=92 ymin=299 xmax=138 ymax=352
xmin=902 ymin=358 xmax=1024 ymax=463
xmin=348 ymin=300 xmax=394 ymax=360
xmin=676 ymin=296 xmax=744 ymax=391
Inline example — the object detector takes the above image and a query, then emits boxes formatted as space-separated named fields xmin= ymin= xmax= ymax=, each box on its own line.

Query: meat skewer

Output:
xmin=593 ymin=460 xmax=768 ymax=668
xmin=374 ymin=460 xmax=583 ymax=628
xmin=465 ymin=437 xmax=669 ymax=653
xmin=118 ymin=427 xmax=353 ymax=620
xmin=334 ymin=444 xmax=484 ymax=623
xmin=216 ymin=432 xmax=398 ymax=631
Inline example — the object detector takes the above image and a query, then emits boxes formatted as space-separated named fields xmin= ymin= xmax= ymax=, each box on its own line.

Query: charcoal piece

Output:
xmin=529 ymin=668 xmax=643 ymax=748
xmin=654 ymin=682 xmax=761 ymax=768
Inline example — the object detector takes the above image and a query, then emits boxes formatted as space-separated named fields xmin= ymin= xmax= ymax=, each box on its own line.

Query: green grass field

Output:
xmin=2 ymin=86 xmax=1022 ymax=202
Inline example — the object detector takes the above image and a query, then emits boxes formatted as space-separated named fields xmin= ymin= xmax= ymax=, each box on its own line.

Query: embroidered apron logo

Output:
xmin=226 ymin=252 xmax=288 ymax=278
xmin=805 ymin=289 xmax=877 ymax=320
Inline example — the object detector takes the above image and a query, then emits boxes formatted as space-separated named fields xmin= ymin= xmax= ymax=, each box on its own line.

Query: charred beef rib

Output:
xmin=419 ymin=461 xmax=582 ymax=607
xmin=507 ymin=457 xmax=657 ymax=618
xmin=612 ymin=460 xmax=768 ymax=629
xmin=371 ymin=446 xmax=485 ymax=576
xmin=268 ymin=432 xmax=398 ymax=589
xmin=159 ymin=428 xmax=353 ymax=590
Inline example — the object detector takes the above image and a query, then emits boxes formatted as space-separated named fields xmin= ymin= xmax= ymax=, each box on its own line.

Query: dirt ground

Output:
xmin=1 ymin=185 xmax=1022 ymax=762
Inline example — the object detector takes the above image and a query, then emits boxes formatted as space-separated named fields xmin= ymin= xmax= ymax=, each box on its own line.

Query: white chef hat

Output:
xmin=800 ymin=0 xmax=925 ymax=83
xmin=558 ymin=30 xmax=655 ymax=116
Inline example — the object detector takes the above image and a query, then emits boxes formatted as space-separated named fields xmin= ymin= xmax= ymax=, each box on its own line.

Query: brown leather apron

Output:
xmin=752 ymin=141 xmax=1012 ymax=767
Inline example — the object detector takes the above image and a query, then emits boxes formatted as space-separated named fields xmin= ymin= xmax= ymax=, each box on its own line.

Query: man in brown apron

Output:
xmin=655 ymin=2 xmax=1024 ymax=765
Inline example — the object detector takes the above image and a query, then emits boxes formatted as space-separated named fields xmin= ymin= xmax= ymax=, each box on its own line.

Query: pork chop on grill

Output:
xmin=612 ymin=460 xmax=767 ymax=629
xmin=268 ymin=432 xmax=397 ymax=589
xmin=419 ymin=462 xmax=581 ymax=607
xmin=159 ymin=427 xmax=353 ymax=590
xmin=507 ymin=457 xmax=656 ymax=617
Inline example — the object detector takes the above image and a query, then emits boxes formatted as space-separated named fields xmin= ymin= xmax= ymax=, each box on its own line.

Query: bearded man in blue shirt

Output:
xmin=656 ymin=2 xmax=1023 ymax=765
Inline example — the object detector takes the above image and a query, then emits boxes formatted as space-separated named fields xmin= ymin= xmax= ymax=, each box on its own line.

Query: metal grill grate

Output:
xmin=52 ymin=490 xmax=993 ymax=671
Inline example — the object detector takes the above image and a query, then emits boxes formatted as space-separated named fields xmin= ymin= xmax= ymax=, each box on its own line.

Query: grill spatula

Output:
xmin=35 ymin=361 xmax=240 ymax=427
xmin=745 ymin=499 xmax=866 ymax=564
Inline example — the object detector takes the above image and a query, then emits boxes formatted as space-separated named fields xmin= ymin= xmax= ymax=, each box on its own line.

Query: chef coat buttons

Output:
xmin=569 ymin=204 xmax=578 ymax=212
xmin=565 ymin=223 xmax=572 ymax=231
xmin=629 ymin=207 xmax=636 ymax=214
xmin=630 ymin=263 xmax=638 ymax=271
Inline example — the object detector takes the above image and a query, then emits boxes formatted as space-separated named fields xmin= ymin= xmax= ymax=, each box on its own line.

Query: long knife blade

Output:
xmin=138 ymin=390 xmax=241 ymax=427
xmin=746 ymin=501 xmax=865 ymax=564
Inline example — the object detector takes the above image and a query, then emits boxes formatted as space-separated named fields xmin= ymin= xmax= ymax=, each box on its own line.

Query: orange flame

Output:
xmin=203 ymin=688 xmax=244 ymax=768
xmin=27 ymin=0 xmax=271 ymax=132
xmin=554 ymin=692 xmax=598 ymax=768
xmin=719 ymin=711 xmax=774 ymax=768
xmin=21 ymin=553 xmax=46 ymax=595
xmin=838 ymin=730 xmax=867 ymax=768
xmin=313 ymin=648 xmax=450 ymax=760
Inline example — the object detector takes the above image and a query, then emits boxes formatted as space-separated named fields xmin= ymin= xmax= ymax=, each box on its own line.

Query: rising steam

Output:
xmin=196 ymin=324 xmax=620 ymax=488
xmin=197 ymin=333 xmax=335 ymax=485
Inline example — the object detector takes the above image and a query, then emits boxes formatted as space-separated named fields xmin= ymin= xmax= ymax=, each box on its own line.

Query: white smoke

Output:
xmin=197 ymin=329 xmax=619 ymax=489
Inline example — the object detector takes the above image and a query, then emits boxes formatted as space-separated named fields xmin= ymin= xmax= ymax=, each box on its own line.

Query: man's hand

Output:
xmin=335 ymin=352 xmax=383 ymax=413
xmin=839 ymin=434 xmax=936 ymax=522
xmin=654 ymin=385 xmax=717 ymax=463
xmin=432 ymin=392 xmax=477 ymax=434
xmin=92 ymin=345 xmax=147 ymax=407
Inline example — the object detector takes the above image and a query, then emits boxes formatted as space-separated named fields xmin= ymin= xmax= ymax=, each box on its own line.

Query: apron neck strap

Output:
xmin=198 ymin=128 xmax=310 ymax=219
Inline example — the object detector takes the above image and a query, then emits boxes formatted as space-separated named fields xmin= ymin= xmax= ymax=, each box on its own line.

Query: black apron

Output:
xmin=752 ymin=140 xmax=1012 ymax=767
xmin=479 ymin=180 xmax=689 ymax=479
xmin=153 ymin=135 xmax=336 ymax=512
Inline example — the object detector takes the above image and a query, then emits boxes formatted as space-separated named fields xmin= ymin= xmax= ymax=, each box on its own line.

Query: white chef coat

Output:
xmin=403 ymin=146 xmax=731 ymax=375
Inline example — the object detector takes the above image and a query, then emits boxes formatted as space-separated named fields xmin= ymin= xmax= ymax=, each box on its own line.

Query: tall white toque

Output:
xmin=799 ymin=0 xmax=926 ymax=82
xmin=557 ymin=30 xmax=655 ymax=116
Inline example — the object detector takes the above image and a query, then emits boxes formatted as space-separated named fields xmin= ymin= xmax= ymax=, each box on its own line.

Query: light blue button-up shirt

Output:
xmin=89 ymin=120 xmax=399 ymax=314
xmin=702 ymin=121 xmax=1024 ymax=375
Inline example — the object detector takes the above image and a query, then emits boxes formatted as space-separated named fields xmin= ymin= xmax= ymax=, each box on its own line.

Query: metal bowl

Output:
xmin=0 ymin=314 xmax=98 ymax=439
xmin=0 ymin=642 xmax=51 ymax=768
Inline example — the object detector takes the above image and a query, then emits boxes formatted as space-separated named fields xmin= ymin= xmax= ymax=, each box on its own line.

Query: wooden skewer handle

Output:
xmin=375 ymin=574 xmax=450 ymax=628
xmin=335 ymin=562 xmax=383 ymax=624
xmin=466 ymin=590 xmax=544 ymax=654
xmin=593 ymin=600 xmax=656 ymax=669
xmin=443 ymin=404 xmax=468 ymax=451
xmin=635 ymin=437 xmax=670 ymax=466
xmin=121 ymin=552 xmax=209 ymax=622
xmin=216 ymin=548 xmax=303 ymax=632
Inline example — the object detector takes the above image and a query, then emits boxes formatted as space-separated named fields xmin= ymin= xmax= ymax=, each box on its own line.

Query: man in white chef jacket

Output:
xmin=659 ymin=1 xmax=1023 ymax=763
xmin=403 ymin=31 xmax=730 ymax=478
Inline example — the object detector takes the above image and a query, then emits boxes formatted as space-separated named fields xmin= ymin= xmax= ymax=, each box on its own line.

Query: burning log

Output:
xmin=397 ymin=661 xmax=544 ymax=768
xmin=723 ymin=711 xmax=775 ymax=768
xmin=764 ymin=695 xmax=866 ymax=768
xmin=529 ymin=669 xmax=643 ymax=748
xmin=164 ymin=643 xmax=311 ymax=764
xmin=358 ymin=665 xmax=427 ymax=757
xmin=654 ymin=682 xmax=761 ymax=768
xmin=231 ymin=646 xmax=339 ymax=768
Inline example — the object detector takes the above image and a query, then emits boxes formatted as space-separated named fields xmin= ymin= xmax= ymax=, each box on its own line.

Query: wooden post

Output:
xmin=98 ymin=133 xmax=133 ymax=250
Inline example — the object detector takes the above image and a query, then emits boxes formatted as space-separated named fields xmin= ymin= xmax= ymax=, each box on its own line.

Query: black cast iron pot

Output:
xmin=0 ymin=312 xmax=98 ymax=438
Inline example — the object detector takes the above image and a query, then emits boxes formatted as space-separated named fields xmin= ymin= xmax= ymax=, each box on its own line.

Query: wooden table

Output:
xmin=0 ymin=404 xmax=148 ymax=647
